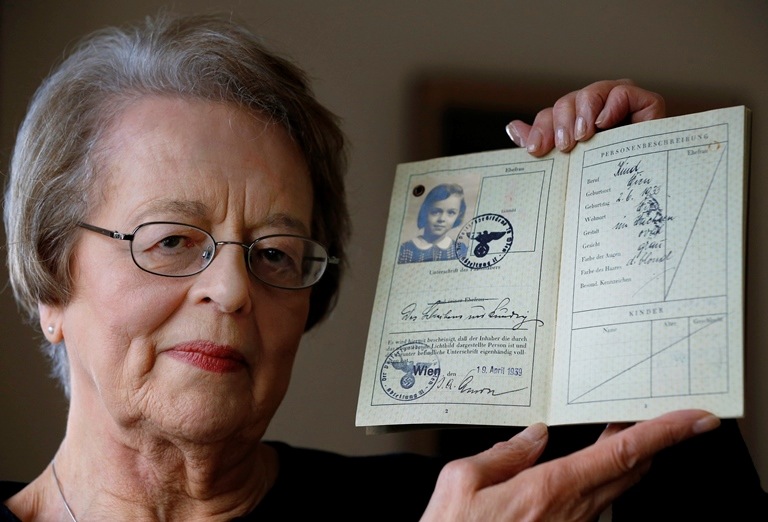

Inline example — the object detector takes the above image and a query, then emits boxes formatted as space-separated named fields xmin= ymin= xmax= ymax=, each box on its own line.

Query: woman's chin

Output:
xmin=151 ymin=400 xmax=263 ymax=445
xmin=130 ymin=379 xmax=264 ymax=445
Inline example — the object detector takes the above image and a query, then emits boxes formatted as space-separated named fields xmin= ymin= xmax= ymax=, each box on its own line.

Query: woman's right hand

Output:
xmin=420 ymin=409 xmax=720 ymax=521
xmin=505 ymin=79 xmax=666 ymax=156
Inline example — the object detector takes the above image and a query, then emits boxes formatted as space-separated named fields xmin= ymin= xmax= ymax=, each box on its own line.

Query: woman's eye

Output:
xmin=248 ymin=237 xmax=310 ymax=287
xmin=158 ymin=235 xmax=188 ymax=250
xmin=258 ymin=247 xmax=293 ymax=266
xmin=149 ymin=232 xmax=205 ymax=257
xmin=253 ymin=245 xmax=302 ymax=275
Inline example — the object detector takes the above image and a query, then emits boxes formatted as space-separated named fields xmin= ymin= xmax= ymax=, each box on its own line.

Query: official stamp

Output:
xmin=455 ymin=213 xmax=514 ymax=269
xmin=380 ymin=341 xmax=441 ymax=401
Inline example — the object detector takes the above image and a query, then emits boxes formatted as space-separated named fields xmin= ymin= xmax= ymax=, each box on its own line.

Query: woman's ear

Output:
xmin=38 ymin=303 xmax=64 ymax=343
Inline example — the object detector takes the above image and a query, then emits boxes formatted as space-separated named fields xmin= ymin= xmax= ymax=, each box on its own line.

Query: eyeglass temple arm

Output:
xmin=77 ymin=222 xmax=133 ymax=241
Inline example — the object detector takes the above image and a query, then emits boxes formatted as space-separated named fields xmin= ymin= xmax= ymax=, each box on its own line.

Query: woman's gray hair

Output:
xmin=4 ymin=12 xmax=350 ymax=397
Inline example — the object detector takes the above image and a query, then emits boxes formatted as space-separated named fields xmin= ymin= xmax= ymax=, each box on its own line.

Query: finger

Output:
xmin=442 ymin=423 xmax=549 ymax=490
xmin=565 ymin=410 xmax=719 ymax=491
xmin=472 ymin=422 xmax=549 ymax=486
xmin=505 ymin=120 xmax=529 ymax=148
xmin=422 ymin=423 xmax=549 ymax=520
xmin=572 ymin=457 xmax=654 ymax=518
xmin=594 ymin=82 xmax=666 ymax=128
xmin=597 ymin=422 xmax=633 ymax=442
xmin=571 ymin=79 xmax=636 ymax=142
xmin=525 ymin=108 xmax=556 ymax=156
xmin=551 ymin=91 xmax=578 ymax=152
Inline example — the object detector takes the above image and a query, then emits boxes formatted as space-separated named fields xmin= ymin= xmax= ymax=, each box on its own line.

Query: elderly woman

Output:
xmin=1 ymin=12 xmax=765 ymax=521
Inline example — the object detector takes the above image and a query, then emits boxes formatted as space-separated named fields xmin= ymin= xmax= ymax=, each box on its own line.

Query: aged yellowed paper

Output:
xmin=356 ymin=106 xmax=749 ymax=431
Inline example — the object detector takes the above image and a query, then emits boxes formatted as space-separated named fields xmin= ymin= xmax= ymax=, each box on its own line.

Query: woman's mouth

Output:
xmin=164 ymin=341 xmax=247 ymax=373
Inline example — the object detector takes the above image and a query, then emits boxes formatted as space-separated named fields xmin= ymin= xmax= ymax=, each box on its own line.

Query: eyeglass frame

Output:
xmin=77 ymin=221 xmax=339 ymax=289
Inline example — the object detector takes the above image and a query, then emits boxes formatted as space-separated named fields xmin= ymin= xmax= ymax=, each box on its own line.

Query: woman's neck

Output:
xmin=10 ymin=407 xmax=279 ymax=521
xmin=6 ymin=443 xmax=277 ymax=521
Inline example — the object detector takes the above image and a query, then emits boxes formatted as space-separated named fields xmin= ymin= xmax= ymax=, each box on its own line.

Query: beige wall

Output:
xmin=1 ymin=0 xmax=766 ymax=490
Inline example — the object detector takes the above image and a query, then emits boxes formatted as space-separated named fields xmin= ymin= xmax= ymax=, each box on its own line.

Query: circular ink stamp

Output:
xmin=380 ymin=341 xmax=441 ymax=401
xmin=455 ymin=213 xmax=514 ymax=269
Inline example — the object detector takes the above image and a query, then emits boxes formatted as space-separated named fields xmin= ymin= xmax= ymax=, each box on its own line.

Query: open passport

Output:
xmin=355 ymin=106 xmax=750 ymax=432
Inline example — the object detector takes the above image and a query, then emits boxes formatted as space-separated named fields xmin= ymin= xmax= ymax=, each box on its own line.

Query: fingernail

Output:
xmin=526 ymin=129 xmax=541 ymax=154
xmin=518 ymin=422 xmax=548 ymax=444
xmin=574 ymin=116 xmax=586 ymax=140
xmin=693 ymin=414 xmax=721 ymax=434
xmin=555 ymin=127 xmax=567 ymax=150
xmin=595 ymin=110 xmax=607 ymax=127
xmin=505 ymin=123 xmax=524 ymax=148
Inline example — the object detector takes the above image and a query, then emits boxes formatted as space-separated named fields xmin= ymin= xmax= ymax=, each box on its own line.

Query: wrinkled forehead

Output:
xmin=86 ymin=96 xmax=312 ymax=229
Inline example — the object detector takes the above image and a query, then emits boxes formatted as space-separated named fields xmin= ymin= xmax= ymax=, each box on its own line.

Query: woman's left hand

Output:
xmin=505 ymin=79 xmax=666 ymax=156
xmin=420 ymin=409 xmax=720 ymax=521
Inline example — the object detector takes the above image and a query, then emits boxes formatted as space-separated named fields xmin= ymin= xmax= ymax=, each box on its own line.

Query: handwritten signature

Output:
xmin=435 ymin=369 xmax=528 ymax=396
xmin=400 ymin=297 xmax=543 ymax=330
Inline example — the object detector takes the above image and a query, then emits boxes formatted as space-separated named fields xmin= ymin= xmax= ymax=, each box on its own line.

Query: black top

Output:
xmin=0 ymin=441 xmax=443 ymax=521
xmin=2 ymin=421 xmax=767 ymax=521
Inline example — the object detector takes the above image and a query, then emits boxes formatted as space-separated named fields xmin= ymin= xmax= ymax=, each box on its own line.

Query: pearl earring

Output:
xmin=47 ymin=325 xmax=55 ymax=334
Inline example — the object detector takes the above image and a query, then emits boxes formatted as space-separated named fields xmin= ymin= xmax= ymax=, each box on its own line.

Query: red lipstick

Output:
xmin=165 ymin=341 xmax=246 ymax=373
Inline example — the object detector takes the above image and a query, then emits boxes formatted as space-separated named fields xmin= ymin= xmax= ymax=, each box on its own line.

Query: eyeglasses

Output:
xmin=78 ymin=222 xmax=338 ymax=289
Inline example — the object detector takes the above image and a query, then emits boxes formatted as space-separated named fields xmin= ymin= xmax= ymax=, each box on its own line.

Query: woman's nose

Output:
xmin=191 ymin=244 xmax=253 ymax=314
